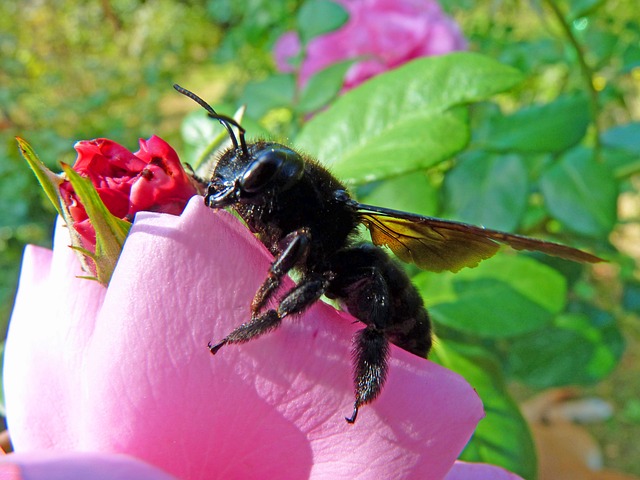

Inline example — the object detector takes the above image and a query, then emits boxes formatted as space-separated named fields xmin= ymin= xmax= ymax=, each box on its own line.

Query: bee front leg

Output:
xmin=209 ymin=273 xmax=330 ymax=354
xmin=251 ymin=228 xmax=311 ymax=315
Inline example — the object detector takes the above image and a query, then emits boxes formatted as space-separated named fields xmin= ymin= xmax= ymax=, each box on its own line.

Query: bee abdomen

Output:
xmin=327 ymin=244 xmax=432 ymax=359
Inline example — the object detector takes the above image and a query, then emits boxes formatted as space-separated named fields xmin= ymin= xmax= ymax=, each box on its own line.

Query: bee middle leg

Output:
xmin=209 ymin=272 xmax=331 ymax=354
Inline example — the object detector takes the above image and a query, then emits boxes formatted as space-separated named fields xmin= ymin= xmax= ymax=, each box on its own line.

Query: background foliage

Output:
xmin=3 ymin=0 xmax=639 ymax=478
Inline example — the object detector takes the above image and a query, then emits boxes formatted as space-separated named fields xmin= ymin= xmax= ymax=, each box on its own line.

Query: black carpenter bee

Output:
xmin=173 ymin=84 xmax=603 ymax=423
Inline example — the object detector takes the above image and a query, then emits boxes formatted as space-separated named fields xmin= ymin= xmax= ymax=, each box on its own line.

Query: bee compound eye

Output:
xmin=241 ymin=147 xmax=303 ymax=194
xmin=241 ymin=151 xmax=281 ymax=193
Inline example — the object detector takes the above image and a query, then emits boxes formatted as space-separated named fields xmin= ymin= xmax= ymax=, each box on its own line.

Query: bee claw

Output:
xmin=208 ymin=340 xmax=227 ymax=355
xmin=345 ymin=404 xmax=358 ymax=424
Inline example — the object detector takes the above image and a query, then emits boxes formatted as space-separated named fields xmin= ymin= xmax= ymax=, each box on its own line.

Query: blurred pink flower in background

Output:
xmin=274 ymin=0 xmax=467 ymax=90
xmin=4 ymin=197 xmax=508 ymax=479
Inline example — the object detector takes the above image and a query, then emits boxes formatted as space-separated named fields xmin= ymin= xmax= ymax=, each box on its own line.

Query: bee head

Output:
xmin=207 ymin=142 xmax=305 ymax=208
xmin=173 ymin=84 xmax=304 ymax=209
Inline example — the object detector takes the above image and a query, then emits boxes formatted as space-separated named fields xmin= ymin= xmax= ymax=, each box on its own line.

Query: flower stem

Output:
xmin=543 ymin=0 xmax=602 ymax=157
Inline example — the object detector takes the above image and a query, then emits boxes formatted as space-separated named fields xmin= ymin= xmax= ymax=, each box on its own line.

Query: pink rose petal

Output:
xmin=445 ymin=461 xmax=525 ymax=480
xmin=4 ymin=222 xmax=107 ymax=448
xmin=0 ymin=452 xmax=178 ymax=480
xmin=6 ymin=197 xmax=484 ymax=479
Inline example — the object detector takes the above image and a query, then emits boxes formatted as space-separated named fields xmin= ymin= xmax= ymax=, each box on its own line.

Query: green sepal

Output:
xmin=16 ymin=137 xmax=64 ymax=217
xmin=61 ymin=163 xmax=131 ymax=285
xmin=18 ymin=138 xmax=95 ymax=274
xmin=69 ymin=244 xmax=98 ymax=260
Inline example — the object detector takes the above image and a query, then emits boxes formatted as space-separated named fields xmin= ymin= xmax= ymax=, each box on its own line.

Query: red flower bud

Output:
xmin=60 ymin=136 xmax=197 ymax=249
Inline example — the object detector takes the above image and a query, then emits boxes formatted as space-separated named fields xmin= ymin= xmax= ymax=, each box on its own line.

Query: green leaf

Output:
xmin=62 ymin=165 xmax=131 ymax=285
xmin=507 ymin=310 xmax=624 ymax=388
xmin=602 ymin=145 xmax=640 ymax=179
xmin=297 ymin=0 xmax=349 ymax=45
xmin=333 ymin=107 xmax=469 ymax=183
xmin=432 ymin=278 xmax=553 ymax=338
xmin=433 ymin=341 xmax=537 ymax=480
xmin=296 ymin=52 xmax=524 ymax=185
xmin=484 ymin=94 xmax=590 ymax=153
xmin=297 ymin=60 xmax=355 ymax=114
xmin=443 ymin=152 xmax=528 ymax=231
xmin=241 ymin=74 xmax=296 ymax=119
xmin=623 ymin=282 xmax=640 ymax=313
xmin=358 ymin=171 xmax=440 ymax=218
xmin=540 ymin=147 xmax=617 ymax=238
xmin=16 ymin=137 xmax=64 ymax=217
xmin=415 ymin=256 xmax=566 ymax=338
xmin=583 ymin=26 xmax=618 ymax=63
xmin=567 ymin=0 xmax=605 ymax=19
xmin=622 ymin=44 xmax=640 ymax=72
xmin=602 ymin=122 xmax=640 ymax=155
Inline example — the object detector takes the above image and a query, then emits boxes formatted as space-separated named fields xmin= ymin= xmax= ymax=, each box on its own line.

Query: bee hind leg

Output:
xmin=327 ymin=246 xmax=395 ymax=423
xmin=346 ymin=325 xmax=390 ymax=423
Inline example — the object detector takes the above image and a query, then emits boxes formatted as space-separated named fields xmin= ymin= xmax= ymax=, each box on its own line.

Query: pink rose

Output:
xmin=0 ymin=452 xmax=179 ymax=480
xmin=0 ymin=453 xmax=522 ymax=480
xmin=5 ymin=197 xmax=490 ymax=479
xmin=446 ymin=461 xmax=524 ymax=480
xmin=274 ymin=0 xmax=467 ymax=90
xmin=59 ymin=136 xmax=197 ymax=249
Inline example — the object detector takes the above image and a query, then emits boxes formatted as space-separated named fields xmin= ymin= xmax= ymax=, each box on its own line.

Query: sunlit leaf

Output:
xmin=296 ymin=53 xmax=523 ymax=184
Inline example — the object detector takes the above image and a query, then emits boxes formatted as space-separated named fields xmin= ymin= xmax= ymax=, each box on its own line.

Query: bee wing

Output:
xmin=356 ymin=203 xmax=604 ymax=273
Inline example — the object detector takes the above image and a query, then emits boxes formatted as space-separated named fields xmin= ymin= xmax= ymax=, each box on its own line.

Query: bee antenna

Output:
xmin=173 ymin=84 xmax=250 ymax=157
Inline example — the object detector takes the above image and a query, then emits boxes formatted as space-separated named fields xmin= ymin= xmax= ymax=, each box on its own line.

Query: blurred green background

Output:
xmin=2 ymin=0 xmax=639 ymax=478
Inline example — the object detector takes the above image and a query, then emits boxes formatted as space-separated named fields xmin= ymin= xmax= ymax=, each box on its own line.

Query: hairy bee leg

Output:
xmin=346 ymin=326 xmax=390 ymax=424
xmin=210 ymin=273 xmax=330 ymax=354
xmin=251 ymin=229 xmax=311 ymax=314
xmin=208 ymin=311 xmax=280 ymax=354
xmin=326 ymin=246 xmax=401 ymax=423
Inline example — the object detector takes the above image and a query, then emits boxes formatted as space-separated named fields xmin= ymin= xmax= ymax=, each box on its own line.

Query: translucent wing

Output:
xmin=357 ymin=203 xmax=604 ymax=273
